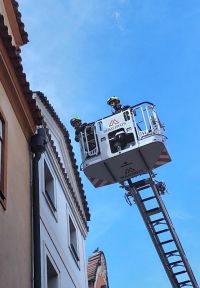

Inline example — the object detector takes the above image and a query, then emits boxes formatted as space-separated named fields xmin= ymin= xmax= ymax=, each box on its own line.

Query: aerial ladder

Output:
xmin=76 ymin=102 xmax=199 ymax=288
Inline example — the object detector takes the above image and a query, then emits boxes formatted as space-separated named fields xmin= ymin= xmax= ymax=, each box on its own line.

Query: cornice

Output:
xmin=3 ymin=0 xmax=28 ymax=46
xmin=0 ymin=14 xmax=42 ymax=138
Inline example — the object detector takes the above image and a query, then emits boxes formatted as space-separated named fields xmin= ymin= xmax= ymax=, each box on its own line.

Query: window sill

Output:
xmin=42 ymin=191 xmax=58 ymax=222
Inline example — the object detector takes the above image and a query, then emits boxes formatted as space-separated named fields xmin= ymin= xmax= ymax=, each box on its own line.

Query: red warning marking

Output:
xmin=109 ymin=119 xmax=119 ymax=127
xmin=89 ymin=177 xmax=114 ymax=187
xmin=153 ymin=148 xmax=171 ymax=168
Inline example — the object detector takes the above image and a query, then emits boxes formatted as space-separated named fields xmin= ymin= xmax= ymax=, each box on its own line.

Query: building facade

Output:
xmin=34 ymin=92 xmax=90 ymax=288
xmin=0 ymin=1 xmax=42 ymax=287
xmin=0 ymin=1 xmax=90 ymax=288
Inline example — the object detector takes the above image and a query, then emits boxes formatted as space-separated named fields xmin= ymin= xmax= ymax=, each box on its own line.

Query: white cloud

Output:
xmin=114 ymin=11 xmax=120 ymax=20
xmin=113 ymin=10 xmax=125 ymax=31
xmin=88 ymin=201 xmax=125 ymax=241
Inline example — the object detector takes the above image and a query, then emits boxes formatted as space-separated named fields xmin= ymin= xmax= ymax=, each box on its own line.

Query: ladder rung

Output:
xmin=174 ymin=270 xmax=187 ymax=276
xmin=146 ymin=207 xmax=161 ymax=216
xmin=165 ymin=250 xmax=178 ymax=257
xmin=137 ymin=185 xmax=151 ymax=191
xmin=132 ymin=179 xmax=151 ymax=189
xmin=169 ymin=260 xmax=183 ymax=266
xmin=142 ymin=196 xmax=156 ymax=202
xmin=156 ymin=228 xmax=169 ymax=235
xmin=160 ymin=239 xmax=173 ymax=245
xmin=151 ymin=218 xmax=165 ymax=224
xmin=178 ymin=280 xmax=192 ymax=286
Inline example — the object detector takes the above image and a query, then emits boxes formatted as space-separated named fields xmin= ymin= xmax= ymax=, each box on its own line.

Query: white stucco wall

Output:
xmin=35 ymin=96 xmax=86 ymax=214
xmin=39 ymin=147 xmax=88 ymax=288
xmin=34 ymin=94 xmax=89 ymax=288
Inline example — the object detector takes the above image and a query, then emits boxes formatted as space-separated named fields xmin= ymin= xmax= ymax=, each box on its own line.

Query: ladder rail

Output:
xmin=127 ymin=179 xmax=180 ymax=288
xmin=126 ymin=178 xmax=199 ymax=288
xmin=150 ymin=179 xmax=198 ymax=287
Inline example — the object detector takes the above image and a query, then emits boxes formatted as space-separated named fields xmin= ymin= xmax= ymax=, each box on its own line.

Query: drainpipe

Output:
xmin=30 ymin=128 xmax=47 ymax=288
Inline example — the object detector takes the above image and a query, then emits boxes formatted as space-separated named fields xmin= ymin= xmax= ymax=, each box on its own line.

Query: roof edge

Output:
xmin=11 ymin=0 xmax=28 ymax=44
xmin=0 ymin=15 xmax=42 ymax=126
xmin=35 ymin=91 xmax=90 ymax=221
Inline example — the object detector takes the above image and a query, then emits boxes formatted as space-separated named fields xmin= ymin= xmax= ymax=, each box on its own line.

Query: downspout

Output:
xmin=30 ymin=128 xmax=47 ymax=288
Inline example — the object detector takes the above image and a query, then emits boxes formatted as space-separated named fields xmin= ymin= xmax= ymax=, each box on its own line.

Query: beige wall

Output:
xmin=0 ymin=82 xmax=32 ymax=288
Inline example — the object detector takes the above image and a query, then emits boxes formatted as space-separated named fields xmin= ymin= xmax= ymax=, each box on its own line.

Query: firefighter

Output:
xmin=107 ymin=96 xmax=130 ymax=114
xmin=70 ymin=117 xmax=86 ymax=142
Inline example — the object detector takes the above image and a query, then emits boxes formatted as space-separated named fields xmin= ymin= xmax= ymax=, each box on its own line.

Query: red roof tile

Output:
xmin=88 ymin=251 xmax=102 ymax=282
xmin=0 ymin=14 xmax=42 ymax=125
xmin=11 ymin=0 xmax=29 ymax=44
xmin=88 ymin=250 xmax=109 ymax=287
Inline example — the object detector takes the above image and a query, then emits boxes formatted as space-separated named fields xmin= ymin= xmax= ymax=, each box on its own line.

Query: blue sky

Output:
xmin=18 ymin=1 xmax=200 ymax=287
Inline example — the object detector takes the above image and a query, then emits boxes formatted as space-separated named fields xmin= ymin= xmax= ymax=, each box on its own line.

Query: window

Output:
xmin=0 ymin=113 xmax=6 ymax=208
xmin=69 ymin=216 xmax=79 ymax=262
xmin=123 ymin=110 xmax=131 ymax=121
xmin=44 ymin=160 xmax=56 ymax=212
xmin=46 ymin=256 xmax=58 ymax=288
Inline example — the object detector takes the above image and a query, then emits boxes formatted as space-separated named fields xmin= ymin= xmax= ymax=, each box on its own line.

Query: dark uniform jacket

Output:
xmin=112 ymin=104 xmax=130 ymax=114
xmin=75 ymin=123 xmax=87 ymax=142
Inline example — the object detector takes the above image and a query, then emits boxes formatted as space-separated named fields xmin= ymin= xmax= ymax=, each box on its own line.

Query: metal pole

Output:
xmin=31 ymin=128 xmax=47 ymax=288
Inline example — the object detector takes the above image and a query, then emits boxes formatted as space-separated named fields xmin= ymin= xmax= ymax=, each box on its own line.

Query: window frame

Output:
xmin=42 ymin=158 xmax=57 ymax=216
xmin=68 ymin=214 xmax=80 ymax=264
xmin=0 ymin=111 xmax=7 ymax=209
xmin=45 ymin=248 xmax=60 ymax=288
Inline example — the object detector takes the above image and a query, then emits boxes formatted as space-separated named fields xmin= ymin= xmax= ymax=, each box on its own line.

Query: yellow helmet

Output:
xmin=107 ymin=96 xmax=120 ymax=105
xmin=70 ymin=117 xmax=81 ymax=127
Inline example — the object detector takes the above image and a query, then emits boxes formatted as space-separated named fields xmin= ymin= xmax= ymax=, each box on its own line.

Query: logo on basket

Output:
xmin=125 ymin=167 xmax=136 ymax=176
xmin=109 ymin=119 xmax=119 ymax=127
xmin=120 ymin=167 xmax=143 ymax=180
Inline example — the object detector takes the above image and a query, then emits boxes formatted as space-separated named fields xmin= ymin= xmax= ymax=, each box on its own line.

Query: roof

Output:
xmin=88 ymin=251 xmax=102 ymax=282
xmin=35 ymin=91 xmax=90 ymax=222
xmin=87 ymin=250 xmax=109 ymax=287
xmin=0 ymin=14 xmax=42 ymax=125
xmin=10 ymin=0 xmax=28 ymax=44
